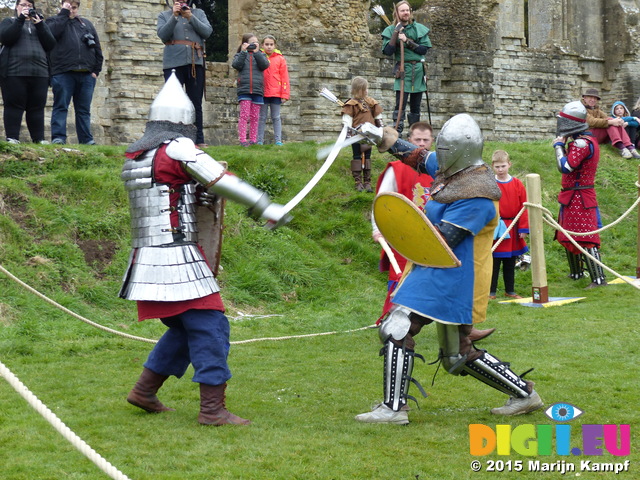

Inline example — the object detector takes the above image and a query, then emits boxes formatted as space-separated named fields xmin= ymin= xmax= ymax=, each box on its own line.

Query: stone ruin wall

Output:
xmin=2 ymin=0 xmax=640 ymax=145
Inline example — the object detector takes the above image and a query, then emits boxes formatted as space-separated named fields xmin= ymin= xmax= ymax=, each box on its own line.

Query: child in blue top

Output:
xmin=611 ymin=100 xmax=640 ymax=151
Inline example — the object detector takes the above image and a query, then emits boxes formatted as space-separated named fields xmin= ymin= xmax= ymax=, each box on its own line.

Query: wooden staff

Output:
xmin=394 ymin=3 xmax=406 ymax=131
xmin=377 ymin=236 xmax=402 ymax=276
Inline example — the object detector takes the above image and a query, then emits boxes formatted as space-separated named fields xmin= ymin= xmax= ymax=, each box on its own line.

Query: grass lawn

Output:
xmin=0 ymin=140 xmax=638 ymax=479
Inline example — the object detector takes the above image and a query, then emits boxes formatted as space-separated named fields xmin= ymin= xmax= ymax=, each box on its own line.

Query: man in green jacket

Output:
xmin=381 ymin=1 xmax=432 ymax=136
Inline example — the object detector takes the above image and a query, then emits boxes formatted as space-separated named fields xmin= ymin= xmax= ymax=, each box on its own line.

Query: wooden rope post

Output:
xmin=637 ymin=165 xmax=640 ymax=278
xmin=526 ymin=174 xmax=549 ymax=303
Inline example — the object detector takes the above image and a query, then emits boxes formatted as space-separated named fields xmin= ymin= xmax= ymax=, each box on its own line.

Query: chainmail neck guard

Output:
xmin=126 ymin=121 xmax=197 ymax=154
xmin=556 ymin=116 xmax=588 ymax=138
xmin=430 ymin=164 xmax=501 ymax=204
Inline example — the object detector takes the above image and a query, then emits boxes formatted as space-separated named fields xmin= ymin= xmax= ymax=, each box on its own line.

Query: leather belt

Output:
xmin=165 ymin=40 xmax=204 ymax=77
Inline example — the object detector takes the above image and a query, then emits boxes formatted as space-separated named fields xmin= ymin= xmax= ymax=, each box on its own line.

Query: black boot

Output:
xmin=392 ymin=109 xmax=405 ymax=136
xmin=407 ymin=112 xmax=420 ymax=128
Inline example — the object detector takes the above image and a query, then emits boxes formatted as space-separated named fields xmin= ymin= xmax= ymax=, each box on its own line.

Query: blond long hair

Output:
xmin=392 ymin=1 xmax=413 ymax=24
xmin=350 ymin=76 xmax=369 ymax=100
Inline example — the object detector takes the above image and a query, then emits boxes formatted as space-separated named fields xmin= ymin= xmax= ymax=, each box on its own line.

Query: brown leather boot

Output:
xmin=198 ymin=383 xmax=251 ymax=426
xmin=363 ymin=169 xmax=373 ymax=193
xmin=351 ymin=159 xmax=364 ymax=191
xmin=468 ymin=327 xmax=496 ymax=342
xmin=127 ymin=367 xmax=175 ymax=413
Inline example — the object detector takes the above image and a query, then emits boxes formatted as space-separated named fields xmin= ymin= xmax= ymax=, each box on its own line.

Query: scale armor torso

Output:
xmin=119 ymin=147 xmax=219 ymax=302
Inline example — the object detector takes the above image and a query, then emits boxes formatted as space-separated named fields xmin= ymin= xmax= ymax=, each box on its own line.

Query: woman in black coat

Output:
xmin=0 ymin=0 xmax=55 ymax=143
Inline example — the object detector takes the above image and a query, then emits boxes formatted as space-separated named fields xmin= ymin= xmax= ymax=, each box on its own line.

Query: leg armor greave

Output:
xmin=584 ymin=247 xmax=606 ymax=285
xmin=436 ymin=323 xmax=531 ymax=398
xmin=381 ymin=340 xmax=426 ymax=411
xmin=436 ymin=323 xmax=468 ymax=374
xmin=461 ymin=351 xmax=531 ymax=398
xmin=565 ymin=250 xmax=584 ymax=280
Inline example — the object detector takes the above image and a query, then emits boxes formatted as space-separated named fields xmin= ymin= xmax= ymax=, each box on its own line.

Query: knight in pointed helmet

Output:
xmin=121 ymin=72 xmax=290 ymax=426
xmin=353 ymin=115 xmax=543 ymax=424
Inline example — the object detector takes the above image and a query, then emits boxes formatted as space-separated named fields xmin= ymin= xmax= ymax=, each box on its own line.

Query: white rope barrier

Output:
xmin=519 ymin=199 xmax=640 ymax=289
xmin=489 ymin=179 xmax=640 ymax=290
xmin=231 ymin=324 xmax=376 ymax=344
xmin=0 ymin=262 xmax=376 ymax=344
xmin=0 ymin=264 xmax=157 ymax=344
xmin=491 ymin=205 xmax=527 ymax=252
xmin=0 ymin=360 xmax=132 ymax=480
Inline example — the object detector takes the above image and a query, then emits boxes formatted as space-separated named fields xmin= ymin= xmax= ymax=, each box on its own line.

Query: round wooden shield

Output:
xmin=373 ymin=192 xmax=460 ymax=268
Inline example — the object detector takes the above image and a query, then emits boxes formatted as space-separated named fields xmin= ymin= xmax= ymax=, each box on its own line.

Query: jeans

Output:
xmin=258 ymin=98 xmax=282 ymax=144
xmin=50 ymin=72 xmax=96 ymax=144
xmin=144 ymin=309 xmax=232 ymax=386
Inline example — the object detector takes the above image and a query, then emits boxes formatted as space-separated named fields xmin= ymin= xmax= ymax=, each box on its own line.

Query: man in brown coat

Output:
xmin=581 ymin=88 xmax=640 ymax=159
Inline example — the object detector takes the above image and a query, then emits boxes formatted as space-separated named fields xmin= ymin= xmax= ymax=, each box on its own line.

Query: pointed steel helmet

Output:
xmin=148 ymin=70 xmax=195 ymax=124
xmin=435 ymin=113 xmax=484 ymax=178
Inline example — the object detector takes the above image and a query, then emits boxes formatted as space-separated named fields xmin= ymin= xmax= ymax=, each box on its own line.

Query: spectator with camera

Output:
xmin=0 ymin=0 xmax=55 ymax=144
xmin=157 ymin=1 xmax=212 ymax=148
xmin=232 ymin=33 xmax=269 ymax=146
xmin=45 ymin=1 xmax=103 ymax=145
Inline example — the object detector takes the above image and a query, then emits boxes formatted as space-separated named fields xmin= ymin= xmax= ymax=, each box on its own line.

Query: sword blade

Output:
xmin=316 ymin=134 xmax=366 ymax=160
xmin=282 ymin=126 xmax=349 ymax=215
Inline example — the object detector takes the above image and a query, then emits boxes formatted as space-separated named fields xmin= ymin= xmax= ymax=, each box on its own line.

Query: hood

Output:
xmin=262 ymin=49 xmax=283 ymax=58
xmin=611 ymin=101 xmax=630 ymax=117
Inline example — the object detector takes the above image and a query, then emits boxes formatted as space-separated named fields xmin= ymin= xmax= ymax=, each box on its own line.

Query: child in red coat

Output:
xmin=490 ymin=150 xmax=529 ymax=299
xmin=257 ymin=35 xmax=290 ymax=145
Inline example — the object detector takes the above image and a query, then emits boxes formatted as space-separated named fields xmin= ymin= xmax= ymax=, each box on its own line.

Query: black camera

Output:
xmin=180 ymin=3 xmax=189 ymax=10
xmin=27 ymin=8 xmax=42 ymax=20
xmin=82 ymin=33 xmax=96 ymax=48
xmin=247 ymin=43 xmax=257 ymax=51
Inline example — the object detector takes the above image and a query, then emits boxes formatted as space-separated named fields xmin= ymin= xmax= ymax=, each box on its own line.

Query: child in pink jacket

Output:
xmin=257 ymin=35 xmax=290 ymax=145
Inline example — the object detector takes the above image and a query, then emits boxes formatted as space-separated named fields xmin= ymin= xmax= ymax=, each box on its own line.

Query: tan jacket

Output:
xmin=341 ymin=97 xmax=383 ymax=128
xmin=581 ymin=99 xmax=610 ymax=129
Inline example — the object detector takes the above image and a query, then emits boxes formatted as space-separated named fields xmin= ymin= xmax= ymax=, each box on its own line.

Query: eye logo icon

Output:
xmin=544 ymin=402 xmax=584 ymax=422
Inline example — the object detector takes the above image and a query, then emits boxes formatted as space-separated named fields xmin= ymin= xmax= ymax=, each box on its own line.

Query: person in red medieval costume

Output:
xmin=553 ymin=100 xmax=607 ymax=288
xmin=489 ymin=149 xmax=529 ymax=299
xmin=121 ymin=72 xmax=290 ymax=426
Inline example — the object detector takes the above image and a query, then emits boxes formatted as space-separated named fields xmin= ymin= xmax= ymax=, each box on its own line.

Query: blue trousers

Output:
xmin=144 ymin=309 xmax=232 ymax=386
xmin=50 ymin=72 xmax=96 ymax=144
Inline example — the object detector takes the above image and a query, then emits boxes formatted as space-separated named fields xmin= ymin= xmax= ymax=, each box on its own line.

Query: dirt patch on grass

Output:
xmin=0 ymin=303 xmax=15 ymax=326
xmin=76 ymin=239 xmax=118 ymax=275
xmin=0 ymin=192 xmax=30 ymax=230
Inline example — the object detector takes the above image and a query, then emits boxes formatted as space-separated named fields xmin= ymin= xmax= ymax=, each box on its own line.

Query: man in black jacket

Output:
xmin=45 ymin=1 xmax=103 ymax=145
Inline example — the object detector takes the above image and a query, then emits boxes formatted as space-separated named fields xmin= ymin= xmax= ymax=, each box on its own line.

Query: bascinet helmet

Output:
xmin=148 ymin=70 xmax=195 ymax=125
xmin=556 ymin=101 xmax=588 ymax=138
xmin=435 ymin=113 xmax=484 ymax=178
